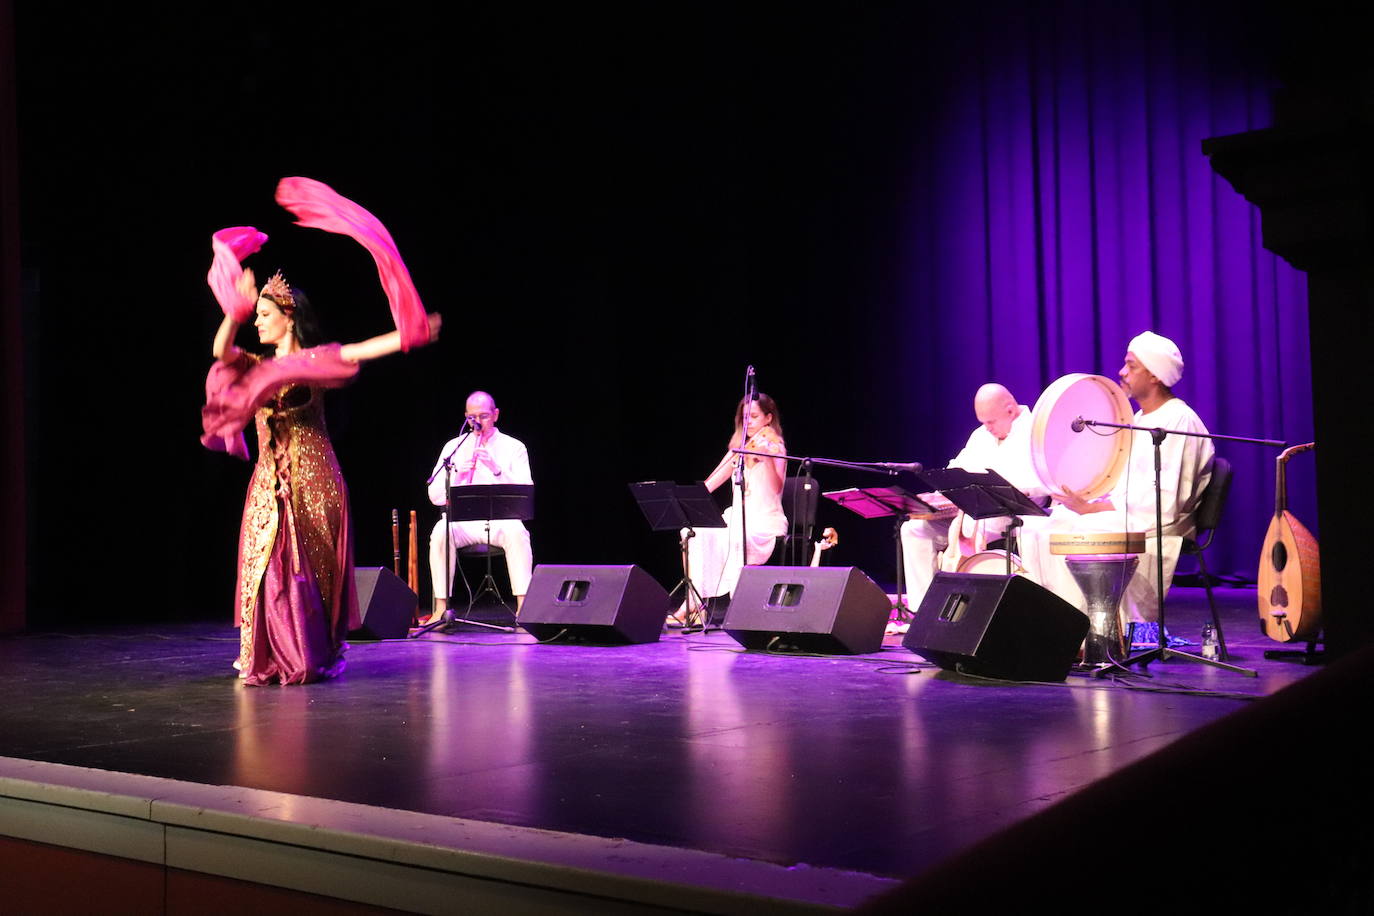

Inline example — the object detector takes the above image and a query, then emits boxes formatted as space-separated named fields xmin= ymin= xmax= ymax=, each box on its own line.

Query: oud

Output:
xmin=1257 ymin=443 xmax=1320 ymax=642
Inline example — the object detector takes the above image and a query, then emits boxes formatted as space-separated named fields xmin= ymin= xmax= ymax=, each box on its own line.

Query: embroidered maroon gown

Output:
xmin=202 ymin=345 xmax=362 ymax=685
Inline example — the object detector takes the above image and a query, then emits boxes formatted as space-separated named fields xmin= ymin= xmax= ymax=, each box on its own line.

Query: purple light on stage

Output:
xmin=892 ymin=2 xmax=1313 ymax=577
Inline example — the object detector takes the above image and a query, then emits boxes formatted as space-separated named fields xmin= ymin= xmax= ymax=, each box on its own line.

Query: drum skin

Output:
xmin=1030 ymin=373 xmax=1133 ymax=501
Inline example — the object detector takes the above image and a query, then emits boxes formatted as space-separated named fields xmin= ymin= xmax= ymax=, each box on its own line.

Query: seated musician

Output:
xmin=899 ymin=384 xmax=1042 ymax=624
xmin=1017 ymin=332 xmax=1213 ymax=625
xmin=668 ymin=393 xmax=788 ymax=627
xmin=426 ymin=391 xmax=533 ymax=621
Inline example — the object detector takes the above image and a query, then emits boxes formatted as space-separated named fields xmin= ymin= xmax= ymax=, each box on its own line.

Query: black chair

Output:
xmin=769 ymin=474 xmax=821 ymax=566
xmin=1179 ymin=456 xmax=1233 ymax=659
xmin=454 ymin=542 xmax=512 ymax=616
xmin=696 ymin=477 xmax=821 ymax=628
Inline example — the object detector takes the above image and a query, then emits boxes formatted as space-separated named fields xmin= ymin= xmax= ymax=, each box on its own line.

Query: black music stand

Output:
xmin=824 ymin=485 xmax=935 ymax=615
xmin=414 ymin=483 xmax=534 ymax=635
xmin=914 ymin=468 xmax=1048 ymax=576
xmin=630 ymin=481 xmax=727 ymax=630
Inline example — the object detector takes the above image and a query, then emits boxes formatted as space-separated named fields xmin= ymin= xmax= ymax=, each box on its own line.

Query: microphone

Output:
xmin=1071 ymin=416 xmax=1086 ymax=433
xmin=746 ymin=365 xmax=757 ymax=401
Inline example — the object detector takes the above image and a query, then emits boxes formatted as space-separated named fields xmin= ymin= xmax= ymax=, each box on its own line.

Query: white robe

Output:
xmin=688 ymin=458 xmax=788 ymax=599
xmin=1018 ymin=397 xmax=1213 ymax=622
xmin=427 ymin=429 xmax=534 ymax=598
xmin=901 ymin=406 xmax=1041 ymax=611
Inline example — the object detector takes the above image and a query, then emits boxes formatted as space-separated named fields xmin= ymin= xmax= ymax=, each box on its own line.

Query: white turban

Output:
xmin=1128 ymin=331 xmax=1184 ymax=388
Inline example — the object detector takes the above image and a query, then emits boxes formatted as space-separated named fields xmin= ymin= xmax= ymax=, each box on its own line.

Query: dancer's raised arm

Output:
xmin=339 ymin=313 xmax=442 ymax=364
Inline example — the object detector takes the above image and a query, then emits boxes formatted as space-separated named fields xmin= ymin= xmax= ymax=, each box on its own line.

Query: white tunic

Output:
xmin=901 ymin=406 xmax=1039 ymax=611
xmin=427 ymin=428 xmax=535 ymax=598
xmin=949 ymin=406 xmax=1041 ymax=493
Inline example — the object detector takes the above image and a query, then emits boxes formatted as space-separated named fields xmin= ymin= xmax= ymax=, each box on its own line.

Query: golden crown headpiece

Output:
xmin=262 ymin=270 xmax=296 ymax=311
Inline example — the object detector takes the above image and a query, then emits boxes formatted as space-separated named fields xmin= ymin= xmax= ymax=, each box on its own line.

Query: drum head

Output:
xmin=1031 ymin=374 xmax=1132 ymax=501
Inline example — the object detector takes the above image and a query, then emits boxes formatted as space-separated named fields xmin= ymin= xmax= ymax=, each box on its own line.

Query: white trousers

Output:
xmin=428 ymin=517 xmax=533 ymax=599
xmin=685 ymin=506 xmax=779 ymax=599
xmin=899 ymin=517 xmax=953 ymax=612
xmin=1016 ymin=512 xmax=1181 ymax=623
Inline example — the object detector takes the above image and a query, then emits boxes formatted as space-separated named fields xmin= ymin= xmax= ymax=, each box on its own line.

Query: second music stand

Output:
xmin=629 ymin=481 xmax=727 ymax=630
xmin=915 ymin=467 xmax=1048 ymax=575
xmin=824 ymin=485 xmax=939 ymax=618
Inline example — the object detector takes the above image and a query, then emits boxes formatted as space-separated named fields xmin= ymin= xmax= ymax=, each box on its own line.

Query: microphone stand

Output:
xmin=1073 ymin=417 xmax=1284 ymax=676
xmin=732 ymin=448 xmax=923 ymax=576
xmin=731 ymin=448 xmax=922 ymax=478
xmin=737 ymin=366 xmax=755 ymax=572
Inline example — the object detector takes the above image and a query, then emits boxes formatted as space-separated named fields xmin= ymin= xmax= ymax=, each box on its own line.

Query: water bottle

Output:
xmin=1201 ymin=621 xmax=1218 ymax=659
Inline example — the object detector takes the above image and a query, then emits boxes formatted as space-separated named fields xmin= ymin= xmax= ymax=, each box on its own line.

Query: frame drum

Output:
xmin=1031 ymin=373 xmax=1133 ymax=501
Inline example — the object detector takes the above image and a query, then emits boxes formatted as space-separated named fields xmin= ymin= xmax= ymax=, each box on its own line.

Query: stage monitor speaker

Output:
xmin=350 ymin=567 xmax=418 ymax=639
xmin=520 ymin=565 xmax=668 ymax=645
xmin=723 ymin=566 xmax=890 ymax=655
xmin=903 ymin=572 xmax=1089 ymax=681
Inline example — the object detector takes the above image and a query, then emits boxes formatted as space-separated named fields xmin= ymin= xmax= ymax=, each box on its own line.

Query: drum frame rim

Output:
xmin=954 ymin=549 xmax=1028 ymax=575
xmin=1030 ymin=373 xmax=1133 ymax=502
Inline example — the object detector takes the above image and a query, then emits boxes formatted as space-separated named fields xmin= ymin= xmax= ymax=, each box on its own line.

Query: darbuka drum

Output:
xmin=1031 ymin=374 xmax=1133 ymax=500
xmin=956 ymin=550 xmax=1027 ymax=576
xmin=1047 ymin=532 xmax=1142 ymax=665
xmin=1066 ymin=554 xmax=1139 ymax=664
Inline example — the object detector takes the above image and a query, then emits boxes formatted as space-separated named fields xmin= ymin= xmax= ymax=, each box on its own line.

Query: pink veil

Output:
xmin=275 ymin=177 xmax=430 ymax=352
xmin=207 ymin=227 xmax=268 ymax=323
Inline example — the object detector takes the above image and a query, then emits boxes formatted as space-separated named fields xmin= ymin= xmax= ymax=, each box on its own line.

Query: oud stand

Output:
xmin=1264 ymin=640 xmax=1324 ymax=664
xmin=1076 ymin=419 xmax=1277 ymax=676
xmin=629 ymin=481 xmax=727 ymax=630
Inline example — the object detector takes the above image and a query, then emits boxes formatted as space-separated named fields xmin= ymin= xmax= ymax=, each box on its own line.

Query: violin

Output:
xmin=742 ymin=426 xmax=785 ymax=459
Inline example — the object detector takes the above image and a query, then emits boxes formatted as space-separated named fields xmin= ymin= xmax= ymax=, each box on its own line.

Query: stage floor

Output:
xmin=0 ymin=586 xmax=1318 ymax=889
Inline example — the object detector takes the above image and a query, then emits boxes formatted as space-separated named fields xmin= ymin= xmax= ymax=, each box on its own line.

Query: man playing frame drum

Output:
xmin=1018 ymin=332 xmax=1214 ymax=628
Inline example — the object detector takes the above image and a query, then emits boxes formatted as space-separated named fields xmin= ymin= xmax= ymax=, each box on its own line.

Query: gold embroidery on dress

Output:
xmin=235 ymin=379 xmax=351 ymax=672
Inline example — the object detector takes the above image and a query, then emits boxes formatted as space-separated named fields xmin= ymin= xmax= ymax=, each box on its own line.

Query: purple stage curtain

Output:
xmin=897 ymin=1 xmax=1313 ymax=579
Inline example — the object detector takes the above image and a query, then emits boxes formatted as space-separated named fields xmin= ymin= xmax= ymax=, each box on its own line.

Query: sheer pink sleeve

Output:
xmin=207 ymin=227 xmax=269 ymax=323
xmin=201 ymin=344 xmax=361 ymax=460
xmin=274 ymin=177 xmax=430 ymax=351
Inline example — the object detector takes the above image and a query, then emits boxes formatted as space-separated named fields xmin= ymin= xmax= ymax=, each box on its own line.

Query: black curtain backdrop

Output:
xmin=9 ymin=3 xmax=1324 ymax=625
xmin=1 ymin=0 xmax=24 ymax=634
